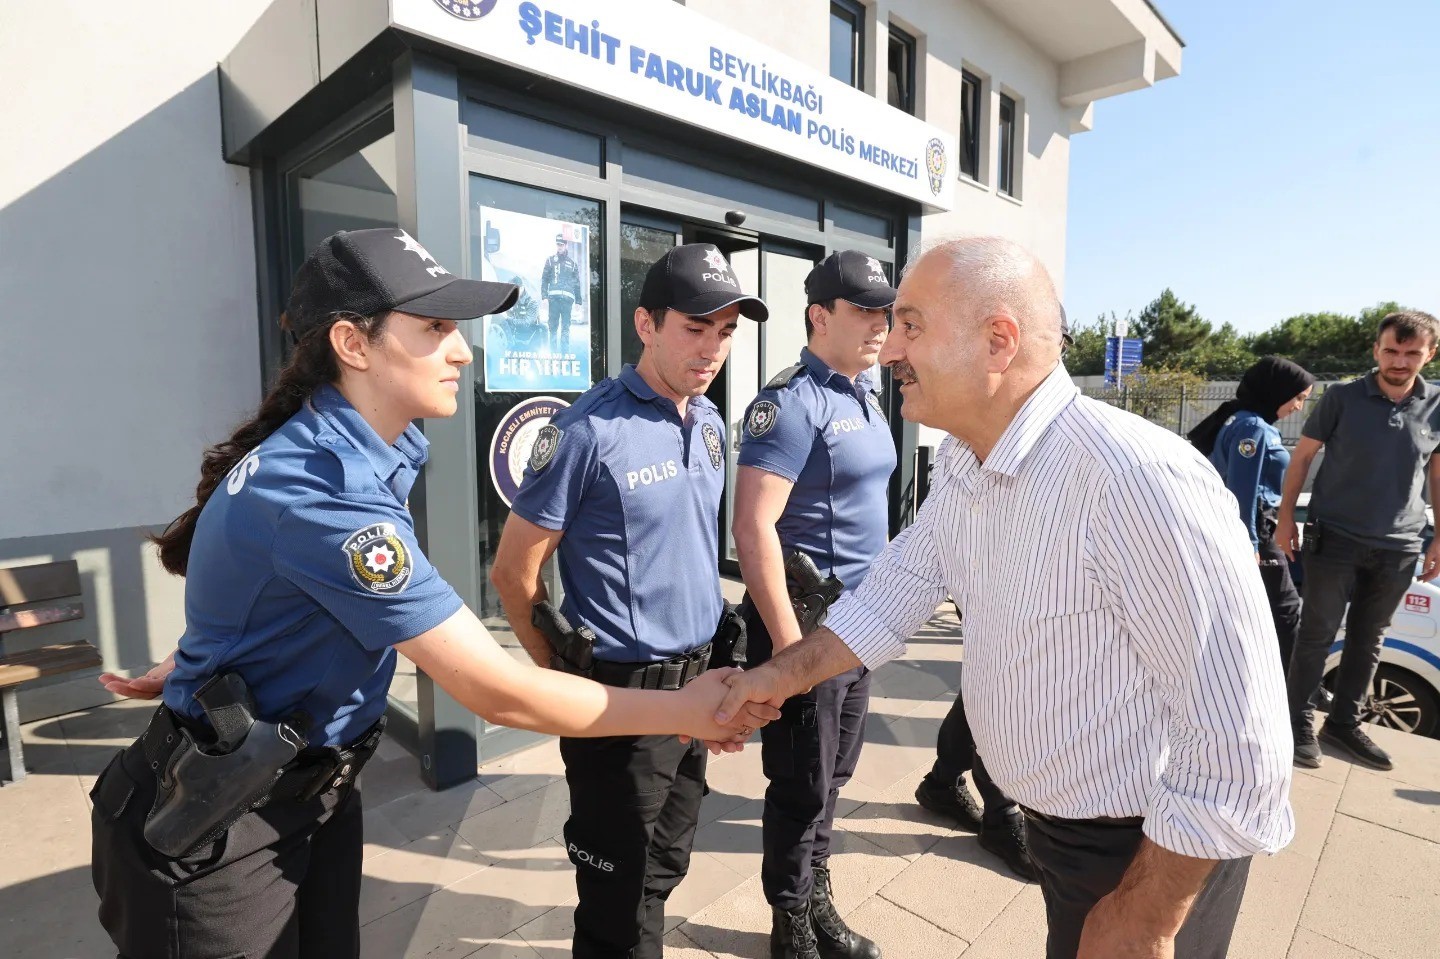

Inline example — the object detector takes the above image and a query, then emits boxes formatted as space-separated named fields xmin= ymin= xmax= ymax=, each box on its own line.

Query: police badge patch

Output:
xmin=530 ymin=424 xmax=562 ymax=471
xmin=866 ymin=393 xmax=884 ymax=415
xmin=702 ymin=423 xmax=724 ymax=469
xmin=1237 ymin=438 xmax=1258 ymax=458
xmin=342 ymin=523 xmax=412 ymax=595
xmin=747 ymin=401 xmax=779 ymax=438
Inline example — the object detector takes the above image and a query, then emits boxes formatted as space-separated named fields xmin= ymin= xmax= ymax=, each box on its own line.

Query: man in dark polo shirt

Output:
xmin=1278 ymin=310 xmax=1440 ymax=771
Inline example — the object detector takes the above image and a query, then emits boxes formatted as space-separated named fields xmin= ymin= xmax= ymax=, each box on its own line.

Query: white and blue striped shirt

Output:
xmin=828 ymin=365 xmax=1295 ymax=859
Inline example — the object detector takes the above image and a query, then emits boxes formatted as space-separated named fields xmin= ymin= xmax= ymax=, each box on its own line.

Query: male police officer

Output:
xmin=540 ymin=232 xmax=584 ymax=354
xmin=733 ymin=251 xmax=896 ymax=959
xmin=491 ymin=243 xmax=769 ymax=959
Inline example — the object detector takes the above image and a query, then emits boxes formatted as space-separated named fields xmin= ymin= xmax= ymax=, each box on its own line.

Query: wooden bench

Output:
xmin=0 ymin=560 xmax=102 ymax=784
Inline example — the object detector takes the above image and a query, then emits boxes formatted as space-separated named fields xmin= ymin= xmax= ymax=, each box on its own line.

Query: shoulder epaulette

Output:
xmin=764 ymin=364 xmax=805 ymax=390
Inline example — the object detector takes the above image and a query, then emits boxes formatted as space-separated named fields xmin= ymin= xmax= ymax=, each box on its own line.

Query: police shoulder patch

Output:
xmin=342 ymin=523 xmax=412 ymax=595
xmin=701 ymin=422 xmax=724 ymax=470
xmin=530 ymin=424 xmax=562 ymax=471
xmin=1237 ymin=438 xmax=1258 ymax=458
xmin=746 ymin=400 xmax=780 ymax=438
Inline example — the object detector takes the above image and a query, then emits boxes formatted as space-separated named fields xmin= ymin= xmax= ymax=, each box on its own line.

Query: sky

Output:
xmin=1065 ymin=0 xmax=1440 ymax=336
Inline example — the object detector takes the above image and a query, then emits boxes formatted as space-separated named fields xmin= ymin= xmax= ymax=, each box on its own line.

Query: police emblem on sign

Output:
xmin=925 ymin=137 xmax=947 ymax=197
xmin=1238 ymin=438 xmax=1258 ymax=458
xmin=530 ymin=424 xmax=562 ymax=471
xmin=702 ymin=423 xmax=724 ymax=470
xmin=747 ymin=400 xmax=779 ymax=438
xmin=342 ymin=523 xmax=412 ymax=595
xmin=431 ymin=0 xmax=497 ymax=20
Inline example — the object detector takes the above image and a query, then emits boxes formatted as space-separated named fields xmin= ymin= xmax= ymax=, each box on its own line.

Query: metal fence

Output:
xmin=1079 ymin=383 xmax=1330 ymax=445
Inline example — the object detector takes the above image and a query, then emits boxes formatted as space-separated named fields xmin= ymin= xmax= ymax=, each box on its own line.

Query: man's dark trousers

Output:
xmin=1024 ymin=812 xmax=1251 ymax=959
xmin=1287 ymin=525 xmax=1419 ymax=726
xmin=927 ymin=685 xmax=1012 ymax=816
xmin=547 ymin=297 xmax=573 ymax=354
xmin=745 ymin=604 xmax=871 ymax=908
xmin=560 ymin=734 xmax=706 ymax=958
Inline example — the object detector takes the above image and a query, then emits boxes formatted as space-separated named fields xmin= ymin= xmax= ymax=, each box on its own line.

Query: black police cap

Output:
xmin=804 ymin=250 xmax=898 ymax=309
xmin=639 ymin=243 xmax=768 ymax=321
xmin=285 ymin=228 xmax=519 ymax=338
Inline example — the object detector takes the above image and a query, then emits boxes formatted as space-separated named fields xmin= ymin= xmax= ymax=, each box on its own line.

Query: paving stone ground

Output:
xmin=3 ymin=606 xmax=1438 ymax=958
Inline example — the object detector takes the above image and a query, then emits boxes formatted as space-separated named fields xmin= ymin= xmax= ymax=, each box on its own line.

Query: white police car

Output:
xmin=1294 ymin=493 xmax=1440 ymax=737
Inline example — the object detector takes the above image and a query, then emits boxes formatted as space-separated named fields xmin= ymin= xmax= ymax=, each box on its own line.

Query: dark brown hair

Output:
xmin=1377 ymin=310 xmax=1440 ymax=348
xmin=151 ymin=311 xmax=390 ymax=575
xmin=804 ymin=299 xmax=836 ymax=339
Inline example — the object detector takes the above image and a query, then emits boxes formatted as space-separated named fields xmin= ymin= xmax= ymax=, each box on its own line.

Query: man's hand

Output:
xmin=99 ymin=652 xmax=176 ymax=700
xmin=1077 ymin=892 xmax=1173 ymax=958
xmin=678 ymin=668 xmax=780 ymax=747
xmin=715 ymin=662 xmax=789 ymax=726
xmin=1276 ymin=514 xmax=1301 ymax=562
xmin=1076 ymin=838 xmax=1215 ymax=959
xmin=1420 ymin=539 xmax=1440 ymax=582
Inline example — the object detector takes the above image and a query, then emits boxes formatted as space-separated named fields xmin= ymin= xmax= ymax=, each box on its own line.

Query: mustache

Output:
xmin=890 ymin=362 xmax=917 ymax=381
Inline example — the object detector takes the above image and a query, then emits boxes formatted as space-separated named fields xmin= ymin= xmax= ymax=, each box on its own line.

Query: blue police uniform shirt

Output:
xmin=1210 ymin=409 xmax=1290 ymax=549
xmin=510 ymin=365 xmax=726 ymax=662
xmin=738 ymin=348 xmax=897 ymax=592
xmin=164 ymin=384 xmax=463 ymax=747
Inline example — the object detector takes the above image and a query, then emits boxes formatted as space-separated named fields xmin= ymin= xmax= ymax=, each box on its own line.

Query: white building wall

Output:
xmin=0 ymin=0 xmax=272 ymax=542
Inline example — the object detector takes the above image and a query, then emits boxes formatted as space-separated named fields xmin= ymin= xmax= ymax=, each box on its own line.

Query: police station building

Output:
xmin=1 ymin=0 xmax=1181 ymax=786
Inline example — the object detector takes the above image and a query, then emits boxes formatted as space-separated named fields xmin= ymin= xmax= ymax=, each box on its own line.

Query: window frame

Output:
xmin=829 ymin=0 xmax=866 ymax=89
xmin=997 ymin=92 xmax=1017 ymax=197
xmin=959 ymin=70 xmax=982 ymax=181
xmin=887 ymin=24 xmax=916 ymax=115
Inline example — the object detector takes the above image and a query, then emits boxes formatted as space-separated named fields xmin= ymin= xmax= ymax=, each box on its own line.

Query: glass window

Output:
xmin=960 ymin=71 xmax=981 ymax=180
xmin=998 ymin=93 xmax=1017 ymax=197
xmin=620 ymin=222 xmax=679 ymax=365
xmin=467 ymin=176 xmax=604 ymax=636
xmin=829 ymin=1 xmax=864 ymax=88
xmin=887 ymin=26 xmax=915 ymax=114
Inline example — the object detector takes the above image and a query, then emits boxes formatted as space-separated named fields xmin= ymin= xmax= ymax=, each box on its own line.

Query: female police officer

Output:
xmin=89 ymin=227 xmax=769 ymax=959
xmin=1189 ymin=355 xmax=1316 ymax=669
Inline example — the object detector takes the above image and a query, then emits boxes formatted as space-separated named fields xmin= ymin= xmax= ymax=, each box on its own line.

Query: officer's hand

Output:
xmin=99 ymin=651 xmax=176 ymax=701
xmin=1276 ymin=515 xmax=1301 ymax=562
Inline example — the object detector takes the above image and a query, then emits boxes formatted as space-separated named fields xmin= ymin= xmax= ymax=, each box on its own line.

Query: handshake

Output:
xmin=675 ymin=660 xmax=793 ymax=754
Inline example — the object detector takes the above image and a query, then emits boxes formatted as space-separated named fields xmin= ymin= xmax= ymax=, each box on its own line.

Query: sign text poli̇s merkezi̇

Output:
xmin=517 ymin=2 xmax=921 ymax=182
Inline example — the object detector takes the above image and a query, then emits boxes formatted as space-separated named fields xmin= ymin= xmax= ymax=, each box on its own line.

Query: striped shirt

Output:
xmin=827 ymin=364 xmax=1295 ymax=859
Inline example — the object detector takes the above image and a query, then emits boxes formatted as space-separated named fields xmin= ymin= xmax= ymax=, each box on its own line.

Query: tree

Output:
xmin=1175 ymin=322 xmax=1256 ymax=378
xmin=1063 ymin=313 xmax=1110 ymax=376
xmin=1244 ymin=311 xmax=1371 ymax=376
xmin=1118 ymin=365 xmax=1209 ymax=429
xmin=1131 ymin=289 xmax=1211 ymax=366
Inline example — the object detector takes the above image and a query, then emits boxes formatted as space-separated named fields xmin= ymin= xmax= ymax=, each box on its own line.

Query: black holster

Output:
xmin=142 ymin=674 xmax=306 ymax=859
xmin=709 ymin=602 xmax=748 ymax=669
xmin=533 ymin=600 xmax=596 ymax=676
xmin=784 ymin=550 xmax=845 ymax=635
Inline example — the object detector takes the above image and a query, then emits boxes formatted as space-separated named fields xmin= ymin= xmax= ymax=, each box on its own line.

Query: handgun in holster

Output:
xmin=784 ymin=550 xmax=845 ymax=635
xmin=709 ymin=602 xmax=748 ymax=669
xmin=533 ymin=600 xmax=596 ymax=676
xmin=143 ymin=672 xmax=306 ymax=859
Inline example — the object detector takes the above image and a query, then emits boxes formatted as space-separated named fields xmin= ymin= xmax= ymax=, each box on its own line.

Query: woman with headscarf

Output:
xmin=1189 ymin=356 xmax=1316 ymax=669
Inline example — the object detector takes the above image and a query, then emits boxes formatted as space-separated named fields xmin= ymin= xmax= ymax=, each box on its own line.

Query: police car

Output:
xmin=1294 ymin=493 xmax=1440 ymax=738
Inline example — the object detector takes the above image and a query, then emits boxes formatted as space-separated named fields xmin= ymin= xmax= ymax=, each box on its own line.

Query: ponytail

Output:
xmin=151 ymin=312 xmax=389 ymax=575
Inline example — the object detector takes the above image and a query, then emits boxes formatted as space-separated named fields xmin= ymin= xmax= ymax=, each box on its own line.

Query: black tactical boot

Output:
xmin=771 ymin=903 xmax=822 ymax=959
xmin=810 ymin=865 xmax=882 ymax=959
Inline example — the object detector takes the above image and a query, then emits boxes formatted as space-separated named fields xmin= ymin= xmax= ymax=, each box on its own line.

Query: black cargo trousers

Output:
xmin=743 ymin=600 xmax=871 ymax=910
xmin=560 ymin=731 xmax=707 ymax=959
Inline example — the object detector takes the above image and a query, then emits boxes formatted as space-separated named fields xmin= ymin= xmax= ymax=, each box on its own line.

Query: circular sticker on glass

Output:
xmin=489 ymin=396 xmax=571 ymax=508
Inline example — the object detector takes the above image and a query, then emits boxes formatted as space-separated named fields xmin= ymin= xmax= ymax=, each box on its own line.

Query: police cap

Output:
xmin=639 ymin=243 xmax=768 ymax=321
xmin=804 ymin=250 xmax=897 ymax=309
xmin=285 ymin=228 xmax=519 ymax=337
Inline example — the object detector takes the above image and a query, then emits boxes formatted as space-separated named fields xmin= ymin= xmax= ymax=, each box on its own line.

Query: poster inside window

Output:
xmin=476 ymin=206 xmax=591 ymax=392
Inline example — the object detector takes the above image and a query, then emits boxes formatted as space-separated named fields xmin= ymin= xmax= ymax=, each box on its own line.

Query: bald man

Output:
xmin=713 ymin=237 xmax=1294 ymax=959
